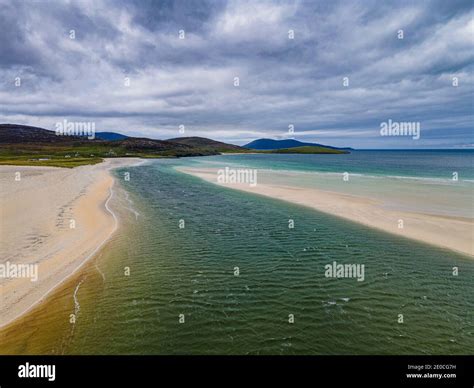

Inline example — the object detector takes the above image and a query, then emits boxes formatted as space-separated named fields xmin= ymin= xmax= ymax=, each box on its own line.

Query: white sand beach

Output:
xmin=1 ymin=159 xmax=472 ymax=332
xmin=177 ymin=167 xmax=474 ymax=257
xmin=0 ymin=158 xmax=142 ymax=329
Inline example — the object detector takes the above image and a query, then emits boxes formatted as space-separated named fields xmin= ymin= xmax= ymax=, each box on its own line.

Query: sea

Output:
xmin=1 ymin=150 xmax=473 ymax=355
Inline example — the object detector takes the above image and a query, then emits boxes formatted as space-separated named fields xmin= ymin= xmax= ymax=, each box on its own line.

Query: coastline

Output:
xmin=1 ymin=157 xmax=472 ymax=355
xmin=176 ymin=166 xmax=474 ymax=257
xmin=0 ymin=158 xmax=142 ymax=330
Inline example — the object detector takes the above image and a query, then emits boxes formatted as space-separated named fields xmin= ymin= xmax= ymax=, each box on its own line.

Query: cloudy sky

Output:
xmin=1 ymin=0 xmax=473 ymax=148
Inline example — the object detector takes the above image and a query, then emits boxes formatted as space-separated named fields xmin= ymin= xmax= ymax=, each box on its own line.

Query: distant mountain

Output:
xmin=0 ymin=124 xmax=352 ymax=168
xmin=244 ymin=138 xmax=353 ymax=151
xmin=0 ymin=125 xmax=127 ymax=143
xmin=95 ymin=132 xmax=128 ymax=141
xmin=167 ymin=136 xmax=245 ymax=153
xmin=0 ymin=124 xmax=84 ymax=143
xmin=0 ymin=124 xmax=244 ymax=167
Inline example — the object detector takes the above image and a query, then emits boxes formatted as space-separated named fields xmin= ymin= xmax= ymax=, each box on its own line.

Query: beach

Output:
xmin=0 ymin=158 xmax=142 ymax=329
xmin=1 ymin=156 xmax=472 ymax=355
xmin=177 ymin=166 xmax=474 ymax=257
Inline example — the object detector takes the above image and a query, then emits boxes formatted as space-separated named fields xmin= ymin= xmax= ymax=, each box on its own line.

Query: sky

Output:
xmin=0 ymin=0 xmax=473 ymax=148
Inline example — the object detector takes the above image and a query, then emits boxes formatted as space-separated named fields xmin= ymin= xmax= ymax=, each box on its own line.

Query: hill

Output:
xmin=95 ymin=132 xmax=128 ymax=141
xmin=0 ymin=124 xmax=84 ymax=143
xmin=0 ymin=124 xmax=239 ymax=167
xmin=244 ymin=138 xmax=352 ymax=151
xmin=167 ymin=136 xmax=245 ymax=153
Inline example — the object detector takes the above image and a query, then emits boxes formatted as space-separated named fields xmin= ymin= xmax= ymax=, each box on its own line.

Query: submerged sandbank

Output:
xmin=177 ymin=166 xmax=473 ymax=257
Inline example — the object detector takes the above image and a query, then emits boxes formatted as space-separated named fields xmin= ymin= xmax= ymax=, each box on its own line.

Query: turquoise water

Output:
xmin=3 ymin=152 xmax=472 ymax=355
xmin=176 ymin=150 xmax=474 ymax=180
xmin=59 ymin=153 xmax=473 ymax=354
xmin=173 ymin=151 xmax=474 ymax=218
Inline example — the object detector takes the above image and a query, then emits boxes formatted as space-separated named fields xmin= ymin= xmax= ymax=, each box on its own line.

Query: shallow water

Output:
xmin=188 ymin=150 xmax=474 ymax=180
xmin=175 ymin=151 xmax=474 ymax=218
xmin=2 ymin=156 xmax=472 ymax=355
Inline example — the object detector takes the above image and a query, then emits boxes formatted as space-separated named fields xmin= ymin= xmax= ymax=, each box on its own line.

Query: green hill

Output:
xmin=166 ymin=136 xmax=246 ymax=153
xmin=0 ymin=124 xmax=243 ymax=168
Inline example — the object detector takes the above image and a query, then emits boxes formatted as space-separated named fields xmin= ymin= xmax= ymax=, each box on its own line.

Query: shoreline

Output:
xmin=0 ymin=158 xmax=142 ymax=330
xmin=176 ymin=166 xmax=474 ymax=257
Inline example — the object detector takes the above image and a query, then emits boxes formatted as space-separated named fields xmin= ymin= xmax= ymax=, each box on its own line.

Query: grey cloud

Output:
xmin=0 ymin=0 xmax=472 ymax=148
